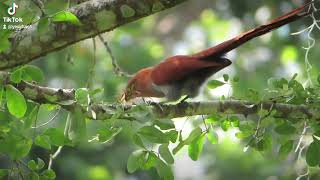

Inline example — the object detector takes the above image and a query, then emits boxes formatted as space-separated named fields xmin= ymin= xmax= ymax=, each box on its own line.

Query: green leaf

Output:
xmin=22 ymin=65 xmax=45 ymax=83
xmin=207 ymin=80 xmax=225 ymax=89
xmin=154 ymin=120 xmax=175 ymax=130
xmin=230 ymin=116 xmax=240 ymax=127
xmin=159 ymin=144 xmax=174 ymax=164
xmin=188 ymin=133 xmax=206 ymax=161
xmin=235 ymin=132 xmax=251 ymax=139
xmin=127 ymin=150 xmax=146 ymax=173
xmin=0 ymin=169 xmax=8 ymax=179
xmin=75 ymin=88 xmax=89 ymax=106
xmin=256 ymin=135 xmax=272 ymax=152
xmin=184 ymin=127 xmax=202 ymax=145
xmin=306 ymin=140 xmax=320 ymax=166
xmin=132 ymin=134 xmax=145 ymax=148
xmin=10 ymin=68 xmax=22 ymax=83
xmin=220 ymin=120 xmax=231 ymax=131
xmin=173 ymin=127 xmax=202 ymax=154
xmin=36 ymin=158 xmax=45 ymax=170
xmin=89 ymin=88 xmax=104 ymax=97
xmin=5 ymin=85 xmax=27 ymax=118
xmin=0 ymin=30 xmax=11 ymax=52
xmin=0 ymin=86 xmax=3 ymax=107
xmin=155 ymin=159 xmax=173 ymax=180
xmin=247 ymin=88 xmax=260 ymax=102
xmin=165 ymin=130 xmax=178 ymax=143
xmin=232 ymin=76 xmax=240 ymax=83
xmin=24 ymin=105 xmax=39 ymax=129
xmin=29 ymin=172 xmax=40 ymax=180
xmin=223 ymin=74 xmax=229 ymax=82
xmin=138 ymin=126 xmax=168 ymax=144
xmin=35 ymin=135 xmax=51 ymax=150
xmin=38 ymin=17 xmax=49 ymax=34
xmin=52 ymin=11 xmax=82 ymax=25
xmin=239 ymin=122 xmax=255 ymax=132
xmin=274 ymin=123 xmax=296 ymax=135
xmin=205 ymin=114 xmax=221 ymax=124
xmin=128 ymin=105 xmax=153 ymax=123
xmin=44 ymin=128 xmax=70 ymax=146
xmin=98 ymin=127 xmax=122 ymax=143
xmin=142 ymin=152 xmax=158 ymax=170
xmin=268 ymin=77 xmax=287 ymax=89
xmin=42 ymin=169 xmax=56 ymax=180
xmin=68 ymin=107 xmax=87 ymax=144
xmin=256 ymin=139 xmax=266 ymax=151
xmin=172 ymin=142 xmax=184 ymax=155
xmin=10 ymin=137 xmax=32 ymax=160
xmin=278 ymin=140 xmax=293 ymax=159
xmin=207 ymin=129 xmax=218 ymax=144
xmin=41 ymin=104 xmax=59 ymax=111
xmin=28 ymin=160 xmax=37 ymax=171
xmin=120 ymin=4 xmax=135 ymax=18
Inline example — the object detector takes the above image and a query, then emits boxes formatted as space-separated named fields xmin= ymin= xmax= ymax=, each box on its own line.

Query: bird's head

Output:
xmin=120 ymin=78 xmax=141 ymax=102
xmin=120 ymin=67 xmax=165 ymax=102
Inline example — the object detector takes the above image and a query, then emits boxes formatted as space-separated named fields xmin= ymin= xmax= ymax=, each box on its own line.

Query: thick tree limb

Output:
xmin=0 ymin=0 xmax=187 ymax=70
xmin=91 ymin=100 xmax=317 ymax=120
xmin=0 ymin=72 xmax=317 ymax=120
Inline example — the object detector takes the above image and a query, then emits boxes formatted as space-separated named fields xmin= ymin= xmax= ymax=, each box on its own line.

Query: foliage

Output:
xmin=0 ymin=0 xmax=320 ymax=180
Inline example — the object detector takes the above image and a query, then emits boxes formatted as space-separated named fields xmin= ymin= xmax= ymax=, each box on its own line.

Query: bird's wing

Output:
xmin=151 ymin=55 xmax=231 ymax=85
xmin=191 ymin=2 xmax=313 ymax=59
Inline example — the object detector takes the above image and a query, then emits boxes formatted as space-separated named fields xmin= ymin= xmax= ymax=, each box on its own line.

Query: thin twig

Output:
xmin=253 ymin=102 xmax=274 ymax=138
xmin=296 ymin=164 xmax=309 ymax=180
xmin=47 ymin=112 xmax=70 ymax=170
xmin=15 ymin=161 xmax=25 ymax=180
xmin=97 ymin=34 xmax=133 ymax=77
xmin=48 ymin=146 xmax=62 ymax=170
xmin=87 ymin=38 xmax=97 ymax=89
xmin=295 ymin=121 xmax=309 ymax=152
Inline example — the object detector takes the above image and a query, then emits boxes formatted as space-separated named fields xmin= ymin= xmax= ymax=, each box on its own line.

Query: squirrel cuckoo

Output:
xmin=121 ymin=3 xmax=312 ymax=102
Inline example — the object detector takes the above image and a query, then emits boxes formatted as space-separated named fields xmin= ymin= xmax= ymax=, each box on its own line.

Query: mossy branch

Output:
xmin=0 ymin=0 xmax=187 ymax=70
xmin=0 ymin=71 xmax=316 ymax=121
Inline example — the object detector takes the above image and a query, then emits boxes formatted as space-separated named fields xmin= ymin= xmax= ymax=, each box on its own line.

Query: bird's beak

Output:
xmin=120 ymin=93 xmax=127 ymax=103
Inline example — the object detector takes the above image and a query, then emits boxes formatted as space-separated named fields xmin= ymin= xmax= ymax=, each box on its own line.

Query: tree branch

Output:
xmin=90 ymin=100 xmax=317 ymax=120
xmin=0 ymin=71 xmax=317 ymax=121
xmin=0 ymin=72 xmax=75 ymax=104
xmin=0 ymin=0 xmax=187 ymax=70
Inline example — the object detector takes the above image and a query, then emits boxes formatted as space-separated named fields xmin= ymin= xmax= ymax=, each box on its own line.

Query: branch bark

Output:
xmin=91 ymin=100 xmax=316 ymax=120
xmin=0 ymin=0 xmax=187 ymax=70
xmin=1 ymin=72 xmax=317 ymax=121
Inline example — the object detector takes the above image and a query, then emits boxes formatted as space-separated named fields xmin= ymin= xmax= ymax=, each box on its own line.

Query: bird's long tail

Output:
xmin=192 ymin=1 xmax=314 ymax=58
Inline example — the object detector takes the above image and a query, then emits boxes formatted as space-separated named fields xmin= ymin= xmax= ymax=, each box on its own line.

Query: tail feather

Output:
xmin=192 ymin=1 xmax=314 ymax=59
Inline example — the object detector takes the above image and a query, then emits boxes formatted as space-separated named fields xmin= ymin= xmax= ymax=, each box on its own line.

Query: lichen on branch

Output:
xmin=0 ymin=0 xmax=188 ymax=70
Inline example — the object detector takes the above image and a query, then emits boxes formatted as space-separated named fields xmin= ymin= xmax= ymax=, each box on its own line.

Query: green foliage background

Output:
xmin=0 ymin=0 xmax=320 ymax=179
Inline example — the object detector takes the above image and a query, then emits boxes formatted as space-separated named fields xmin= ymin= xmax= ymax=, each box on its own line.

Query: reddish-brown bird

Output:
xmin=121 ymin=3 xmax=312 ymax=102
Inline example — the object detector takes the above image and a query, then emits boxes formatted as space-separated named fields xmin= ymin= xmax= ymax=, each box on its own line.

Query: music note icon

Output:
xmin=7 ymin=2 xmax=18 ymax=16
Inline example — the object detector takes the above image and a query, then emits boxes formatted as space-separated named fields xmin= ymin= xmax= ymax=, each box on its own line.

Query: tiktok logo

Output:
xmin=7 ymin=2 xmax=18 ymax=16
